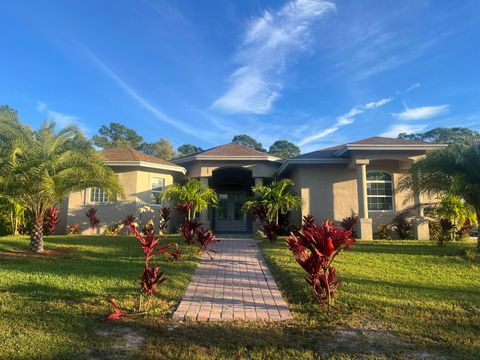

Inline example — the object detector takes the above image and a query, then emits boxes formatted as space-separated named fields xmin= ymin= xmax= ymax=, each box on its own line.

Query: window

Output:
xmin=366 ymin=171 xmax=393 ymax=211
xmin=90 ymin=188 xmax=110 ymax=203
xmin=151 ymin=177 xmax=165 ymax=204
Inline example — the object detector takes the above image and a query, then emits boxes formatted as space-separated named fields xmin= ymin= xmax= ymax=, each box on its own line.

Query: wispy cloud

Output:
xmin=405 ymin=83 xmax=420 ymax=92
xmin=298 ymin=97 xmax=392 ymax=146
xmin=35 ymin=101 xmax=78 ymax=127
xmin=80 ymin=44 xmax=208 ymax=140
xmin=392 ymin=104 xmax=449 ymax=120
xmin=380 ymin=124 xmax=428 ymax=138
xmin=212 ymin=0 xmax=336 ymax=114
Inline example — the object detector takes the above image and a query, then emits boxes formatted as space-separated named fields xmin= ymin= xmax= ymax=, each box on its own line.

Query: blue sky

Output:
xmin=1 ymin=0 xmax=479 ymax=153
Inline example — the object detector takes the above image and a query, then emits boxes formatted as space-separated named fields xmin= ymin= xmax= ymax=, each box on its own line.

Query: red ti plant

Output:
xmin=261 ymin=221 xmax=282 ymax=242
xmin=122 ymin=214 xmax=136 ymax=234
xmin=285 ymin=218 xmax=356 ymax=308
xmin=195 ymin=227 xmax=219 ymax=258
xmin=158 ymin=206 xmax=171 ymax=233
xmin=340 ymin=215 xmax=358 ymax=238
xmin=302 ymin=214 xmax=316 ymax=230
xmin=86 ymin=207 xmax=100 ymax=234
xmin=44 ymin=206 xmax=60 ymax=235
xmin=180 ymin=219 xmax=201 ymax=245
xmin=250 ymin=204 xmax=268 ymax=223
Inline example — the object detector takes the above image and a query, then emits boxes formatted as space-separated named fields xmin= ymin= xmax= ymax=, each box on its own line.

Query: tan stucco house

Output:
xmin=60 ymin=137 xmax=446 ymax=239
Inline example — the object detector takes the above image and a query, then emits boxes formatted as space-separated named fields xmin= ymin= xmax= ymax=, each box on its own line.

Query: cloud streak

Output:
xmin=36 ymin=101 xmax=78 ymax=127
xmin=80 ymin=44 xmax=207 ymax=140
xmin=392 ymin=104 xmax=449 ymax=120
xmin=380 ymin=124 xmax=428 ymax=138
xmin=298 ymin=97 xmax=392 ymax=146
xmin=212 ymin=0 xmax=335 ymax=115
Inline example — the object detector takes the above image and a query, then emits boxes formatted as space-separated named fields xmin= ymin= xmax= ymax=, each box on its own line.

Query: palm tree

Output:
xmin=244 ymin=179 xmax=302 ymax=225
xmin=0 ymin=117 xmax=123 ymax=253
xmin=161 ymin=178 xmax=218 ymax=220
xmin=399 ymin=144 xmax=480 ymax=253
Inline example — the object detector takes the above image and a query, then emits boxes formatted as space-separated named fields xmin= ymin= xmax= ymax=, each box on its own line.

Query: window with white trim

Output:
xmin=151 ymin=177 xmax=165 ymax=204
xmin=90 ymin=187 xmax=110 ymax=203
xmin=366 ymin=171 xmax=393 ymax=211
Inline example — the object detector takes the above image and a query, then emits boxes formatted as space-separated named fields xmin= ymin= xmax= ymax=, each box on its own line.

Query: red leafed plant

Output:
xmin=285 ymin=218 xmax=356 ymax=308
xmin=159 ymin=206 xmax=171 ymax=233
xmin=104 ymin=298 xmax=127 ymax=321
xmin=44 ymin=206 xmax=60 ymax=235
xmin=250 ymin=204 xmax=268 ymax=223
xmin=302 ymin=214 xmax=316 ymax=230
xmin=86 ymin=207 xmax=100 ymax=233
xmin=180 ymin=219 xmax=201 ymax=245
xmin=122 ymin=214 xmax=136 ymax=234
xmin=105 ymin=219 xmax=180 ymax=320
xmin=340 ymin=215 xmax=358 ymax=238
xmin=261 ymin=221 xmax=282 ymax=242
xmin=195 ymin=227 xmax=219 ymax=258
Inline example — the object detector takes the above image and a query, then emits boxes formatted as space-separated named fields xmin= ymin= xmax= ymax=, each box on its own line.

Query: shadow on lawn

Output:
xmin=350 ymin=241 xmax=475 ymax=256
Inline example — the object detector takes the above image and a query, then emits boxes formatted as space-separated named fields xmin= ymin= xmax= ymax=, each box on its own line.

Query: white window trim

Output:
xmin=88 ymin=187 xmax=115 ymax=204
xmin=366 ymin=172 xmax=395 ymax=212
xmin=151 ymin=177 xmax=165 ymax=205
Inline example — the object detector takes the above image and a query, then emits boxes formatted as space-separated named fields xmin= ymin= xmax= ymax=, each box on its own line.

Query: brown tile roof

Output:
xmin=195 ymin=143 xmax=271 ymax=157
xmin=99 ymin=147 xmax=179 ymax=166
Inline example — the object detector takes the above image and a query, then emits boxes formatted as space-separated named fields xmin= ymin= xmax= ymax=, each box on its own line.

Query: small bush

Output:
xmin=103 ymin=223 xmax=122 ymax=236
xmin=66 ymin=224 xmax=80 ymax=235
xmin=374 ymin=224 xmax=392 ymax=240
xmin=158 ymin=206 xmax=171 ymax=233
xmin=392 ymin=214 xmax=412 ymax=239
xmin=340 ymin=215 xmax=358 ymax=238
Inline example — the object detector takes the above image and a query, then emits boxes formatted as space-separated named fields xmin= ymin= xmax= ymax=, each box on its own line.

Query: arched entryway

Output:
xmin=210 ymin=167 xmax=253 ymax=233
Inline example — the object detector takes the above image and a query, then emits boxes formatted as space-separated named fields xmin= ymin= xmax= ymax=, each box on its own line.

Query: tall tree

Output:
xmin=232 ymin=134 xmax=265 ymax=152
xmin=398 ymin=127 xmax=480 ymax=145
xmin=269 ymin=140 xmax=301 ymax=158
xmin=139 ymin=138 xmax=175 ymax=160
xmin=92 ymin=122 xmax=143 ymax=149
xmin=177 ymin=144 xmax=203 ymax=157
xmin=399 ymin=144 xmax=480 ymax=253
xmin=0 ymin=118 xmax=123 ymax=252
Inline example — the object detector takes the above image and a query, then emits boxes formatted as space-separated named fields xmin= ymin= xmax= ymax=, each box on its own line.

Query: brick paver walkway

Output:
xmin=172 ymin=238 xmax=292 ymax=321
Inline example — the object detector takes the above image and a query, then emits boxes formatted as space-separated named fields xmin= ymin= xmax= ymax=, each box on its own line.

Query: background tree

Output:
xmin=0 ymin=118 xmax=123 ymax=252
xmin=269 ymin=140 xmax=301 ymax=159
xmin=232 ymin=134 xmax=265 ymax=152
xmin=399 ymin=143 xmax=480 ymax=253
xmin=244 ymin=179 xmax=302 ymax=225
xmin=92 ymin=122 xmax=143 ymax=149
xmin=139 ymin=138 xmax=175 ymax=160
xmin=398 ymin=127 xmax=480 ymax=146
xmin=177 ymin=144 xmax=203 ymax=157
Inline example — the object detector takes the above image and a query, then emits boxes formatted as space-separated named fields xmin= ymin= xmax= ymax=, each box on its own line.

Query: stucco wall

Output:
xmin=63 ymin=167 xmax=180 ymax=235
xmin=288 ymin=161 xmax=418 ymax=233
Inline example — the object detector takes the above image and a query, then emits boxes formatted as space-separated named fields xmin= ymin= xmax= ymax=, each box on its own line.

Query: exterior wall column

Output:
xmin=252 ymin=177 xmax=263 ymax=234
xmin=356 ymin=159 xmax=373 ymax=240
xmin=413 ymin=191 xmax=430 ymax=240
xmin=199 ymin=177 xmax=211 ymax=230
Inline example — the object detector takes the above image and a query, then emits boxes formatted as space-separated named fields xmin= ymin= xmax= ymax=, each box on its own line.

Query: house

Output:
xmin=60 ymin=137 xmax=446 ymax=239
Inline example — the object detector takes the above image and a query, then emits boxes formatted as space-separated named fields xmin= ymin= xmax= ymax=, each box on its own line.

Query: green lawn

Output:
xmin=0 ymin=235 xmax=200 ymax=359
xmin=1 ymin=236 xmax=479 ymax=359
xmin=260 ymin=238 xmax=480 ymax=359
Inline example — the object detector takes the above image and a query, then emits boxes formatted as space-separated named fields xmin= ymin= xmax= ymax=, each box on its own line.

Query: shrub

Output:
xmin=302 ymin=214 xmax=316 ymax=230
xmin=142 ymin=219 xmax=155 ymax=235
xmin=195 ymin=227 xmax=219 ymax=257
xmin=428 ymin=219 xmax=441 ymax=241
xmin=456 ymin=220 xmax=472 ymax=240
xmin=374 ymin=224 xmax=392 ymax=240
xmin=86 ymin=207 xmax=100 ymax=233
xmin=392 ymin=214 xmax=412 ymax=239
xmin=262 ymin=221 xmax=282 ymax=242
xmin=103 ymin=223 xmax=122 ymax=236
xmin=66 ymin=224 xmax=80 ymax=235
xmin=44 ymin=207 xmax=60 ymax=235
xmin=340 ymin=215 xmax=358 ymax=238
xmin=285 ymin=218 xmax=356 ymax=308
xmin=158 ymin=206 xmax=171 ymax=233
xmin=438 ymin=218 xmax=455 ymax=245
xmin=180 ymin=219 xmax=200 ymax=245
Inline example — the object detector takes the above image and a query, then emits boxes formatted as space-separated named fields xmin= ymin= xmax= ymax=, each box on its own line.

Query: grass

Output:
xmin=0 ymin=234 xmax=200 ymax=359
xmin=260 ymin=238 xmax=480 ymax=359
xmin=1 ymin=235 xmax=479 ymax=359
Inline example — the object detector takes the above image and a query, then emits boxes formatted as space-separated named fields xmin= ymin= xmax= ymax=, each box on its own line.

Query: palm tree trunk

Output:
xmin=30 ymin=216 xmax=44 ymax=253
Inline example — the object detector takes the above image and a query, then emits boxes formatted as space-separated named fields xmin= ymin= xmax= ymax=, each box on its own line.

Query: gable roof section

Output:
xmin=172 ymin=143 xmax=282 ymax=163
xmin=100 ymin=147 xmax=186 ymax=173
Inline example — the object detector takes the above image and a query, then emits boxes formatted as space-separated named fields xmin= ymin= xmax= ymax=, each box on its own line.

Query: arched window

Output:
xmin=366 ymin=171 xmax=393 ymax=211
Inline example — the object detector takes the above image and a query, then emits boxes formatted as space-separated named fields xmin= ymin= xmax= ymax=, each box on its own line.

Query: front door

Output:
xmin=215 ymin=192 xmax=247 ymax=233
